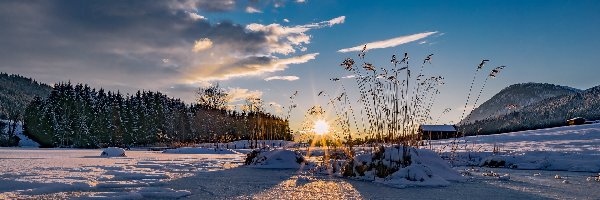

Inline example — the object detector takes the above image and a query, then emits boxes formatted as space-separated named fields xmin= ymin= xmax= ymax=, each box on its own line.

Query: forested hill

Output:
xmin=460 ymin=83 xmax=580 ymax=125
xmin=459 ymin=84 xmax=600 ymax=136
xmin=0 ymin=73 xmax=52 ymax=120
xmin=24 ymin=82 xmax=292 ymax=148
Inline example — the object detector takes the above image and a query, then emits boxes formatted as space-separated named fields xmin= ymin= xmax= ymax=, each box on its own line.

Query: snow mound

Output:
xmin=385 ymin=164 xmax=450 ymax=187
xmin=162 ymin=147 xmax=238 ymax=154
xmin=245 ymin=149 xmax=307 ymax=169
xmin=343 ymin=146 xmax=463 ymax=188
xmin=100 ymin=147 xmax=126 ymax=157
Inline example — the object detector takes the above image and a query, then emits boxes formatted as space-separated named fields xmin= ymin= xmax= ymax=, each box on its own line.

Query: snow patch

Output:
xmin=341 ymin=146 xmax=464 ymax=188
xmin=384 ymin=164 xmax=450 ymax=187
xmin=100 ymin=147 xmax=126 ymax=157
xmin=435 ymin=123 xmax=600 ymax=173
xmin=22 ymin=182 xmax=92 ymax=195
xmin=199 ymin=140 xmax=299 ymax=149
xmin=1 ymin=121 xmax=39 ymax=147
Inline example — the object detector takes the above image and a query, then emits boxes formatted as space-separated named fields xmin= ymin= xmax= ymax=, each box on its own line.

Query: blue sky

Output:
xmin=0 ymin=0 xmax=599 ymax=130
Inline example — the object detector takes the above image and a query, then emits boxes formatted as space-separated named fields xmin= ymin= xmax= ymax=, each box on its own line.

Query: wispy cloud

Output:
xmin=246 ymin=16 xmax=345 ymax=55
xmin=338 ymin=31 xmax=438 ymax=53
xmin=186 ymin=11 xmax=206 ymax=20
xmin=264 ymin=75 xmax=300 ymax=81
xmin=245 ymin=6 xmax=262 ymax=13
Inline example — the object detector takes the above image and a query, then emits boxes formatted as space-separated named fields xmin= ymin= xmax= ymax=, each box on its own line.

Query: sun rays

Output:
xmin=313 ymin=120 xmax=330 ymax=135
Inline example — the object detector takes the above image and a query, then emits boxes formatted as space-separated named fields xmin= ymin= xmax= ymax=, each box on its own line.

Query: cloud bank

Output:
xmin=0 ymin=1 xmax=343 ymax=103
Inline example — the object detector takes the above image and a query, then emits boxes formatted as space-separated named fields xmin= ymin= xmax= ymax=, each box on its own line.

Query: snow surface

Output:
xmin=198 ymin=140 xmax=299 ymax=149
xmin=430 ymin=123 xmax=600 ymax=172
xmin=162 ymin=147 xmax=239 ymax=154
xmin=1 ymin=146 xmax=599 ymax=199
xmin=2 ymin=123 xmax=600 ymax=199
xmin=0 ymin=148 xmax=242 ymax=199
xmin=165 ymin=167 xmax=600 ymax=199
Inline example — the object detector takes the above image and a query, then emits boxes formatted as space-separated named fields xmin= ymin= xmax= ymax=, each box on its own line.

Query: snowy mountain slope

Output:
xmin=460 ymin=83 xmax=580 ymax=125
xmin=460 ymin=84 xmax=600 ymax=135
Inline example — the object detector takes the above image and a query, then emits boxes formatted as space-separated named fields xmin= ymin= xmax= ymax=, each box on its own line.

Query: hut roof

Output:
xmin=420 ymin=125 xmax=456 ymax=132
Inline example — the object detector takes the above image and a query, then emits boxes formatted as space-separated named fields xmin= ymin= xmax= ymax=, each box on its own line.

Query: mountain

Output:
xmin=460 ymin=83 xmax=580 ymax=125
xmin=459 ymin=84 xmax=600 ymax=135
xmin=0 ymin=73 xmax=52 ymax=146
xmin=0 ymin=73 xmax=52 ymax=120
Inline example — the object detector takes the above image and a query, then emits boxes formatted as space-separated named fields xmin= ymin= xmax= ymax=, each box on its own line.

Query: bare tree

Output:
xmin=196 ymin=83 xmax=230 ymax=110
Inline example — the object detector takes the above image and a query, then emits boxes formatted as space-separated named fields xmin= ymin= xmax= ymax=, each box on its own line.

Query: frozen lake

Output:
xmin=0 ymin=148 xmax=243 ymax=199
xmin=1 ymin=147 xmax=599 ymax=199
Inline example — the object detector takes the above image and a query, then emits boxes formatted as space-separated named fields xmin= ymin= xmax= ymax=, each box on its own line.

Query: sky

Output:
xmin=1 ymin=0 xmax=599 ymax=131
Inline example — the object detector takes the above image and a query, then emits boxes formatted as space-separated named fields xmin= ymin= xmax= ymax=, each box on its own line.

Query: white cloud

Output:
xmin=186 ymin=11 xmax=206 ymax=20
xmin=246 ymin=16 xmax=345 ymax=55
xmin=283 ymin=18 xmax=290 ymax=23
xmin=326 ymin=16 xmax=345 ymax=26
xmin=227 ymin=87 xmax=263 ymax=102
xmin=264 ymin=75 xmax=299 ymax=81
xmin=296 ymin=0 xmax=306 ymax=3
xmin=245 ymin=6 xmax=262 ymax=13
xmin=192 ymin=38 xmax=213 ymax=52
xmin=341 ymin=75 xmax=355 ymax=79
xmin=338 ymin=31 xmax=438 ymax=53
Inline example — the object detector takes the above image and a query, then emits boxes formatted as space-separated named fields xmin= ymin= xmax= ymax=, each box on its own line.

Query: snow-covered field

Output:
xmin=1 ymin=124 xmax=600 ymax=199
xmin=0 ymin=148 xmax=242 ymax=199
xmin=431 ymin=123 xmax=600 ymax=172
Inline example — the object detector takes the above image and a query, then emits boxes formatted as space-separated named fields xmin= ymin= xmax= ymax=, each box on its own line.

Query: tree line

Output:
xmin=23 ymin=82 xmax=291 ymax=148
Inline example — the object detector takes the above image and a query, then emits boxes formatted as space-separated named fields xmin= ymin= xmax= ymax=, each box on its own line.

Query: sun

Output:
xmin=313 ymin=119 xmax=330 ymax=135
